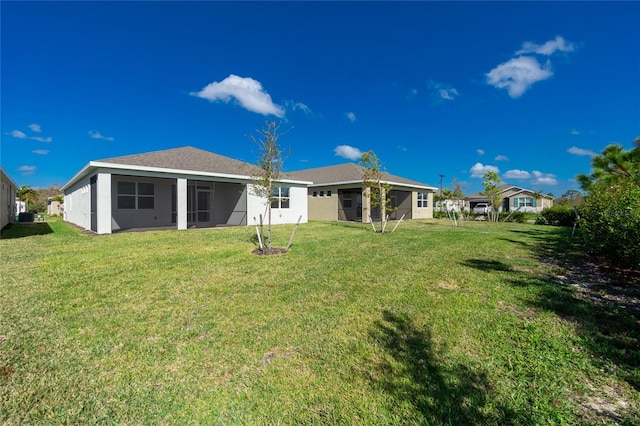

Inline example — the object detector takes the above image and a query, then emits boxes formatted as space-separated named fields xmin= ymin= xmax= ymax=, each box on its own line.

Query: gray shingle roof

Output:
xmin=467 ymin=183 xmax=554 ymax=199
xmin=98 ymin=146 xmax=257 ymax=176
xmin=288 ymin=163 xmax=435 ymax=189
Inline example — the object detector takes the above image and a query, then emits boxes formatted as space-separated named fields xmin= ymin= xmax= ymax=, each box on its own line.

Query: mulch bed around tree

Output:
xmin=252 ymin=247 xmax=288 ymax=255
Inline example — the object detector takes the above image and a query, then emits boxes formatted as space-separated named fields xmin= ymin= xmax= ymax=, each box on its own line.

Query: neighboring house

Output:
xmin=288 ymin=163 xmax=437 ymax=223
xmin=47 ymin=197 xmax=64 ymax=216
xmin=1 ymin=167 xmax=19 ymax=230
xmin=61 ymin=147 xmax=311 ymax=234
xmin=467 ymin=184 xmax=554 ymax=213
xmin=15 ymin=201 xmax=27 ymax=214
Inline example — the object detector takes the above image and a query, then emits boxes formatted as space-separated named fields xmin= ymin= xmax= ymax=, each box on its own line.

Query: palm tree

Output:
xmin=17 ymin=185 xmax=38 ymax=212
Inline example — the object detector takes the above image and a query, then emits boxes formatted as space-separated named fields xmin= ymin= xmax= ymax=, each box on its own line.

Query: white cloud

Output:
xmin=407 ymin=88 xmax=418 ymax=98
xmin=9 ymin=127 xmax=52 ymax=142
xmin=88 ymin=131 xmax=114 ymax=141
xmin=334 ymin=145 xmax=362 ymax=161
xmin=191 ymin=74 xmax=284 ymax=117
xmin=495 ymin=155 xmax=509 ymax=161
xmin=503 ymin=169 xmax=531 ymax=179
xmin=570 ymin=129 xmax=580 ymax=135
xmin=32 ymin=149 xmax=50 ymax=155
xmin=439 ymin=88 xmax=459 ymax=100
xmin=429 ymin=80 xmax=459 ymax=101
xmin=532 ymin=170 xmax=557 ymax=185
xmin=346 ymin=112 xmax=357 ymax=122
xmin=17 ymin=165 xmax=36 ymax=176
xmin=292 ymin=102 xmax=312 ymax=115
xmin=30 ymin=136 xmax=52 ymax=143
xmin=470 ymin=162 xmax=499 ymax=178
xmin=10 ymin=130 xmax=27 ymax=139
xmin=477 ymin=149 xmax=485 ymax=155
xmin=516 ymin=36 xmax=575 ymax=56
xmin=567 ymin=146 xmax=597 ymax=157
xmin=486 ymin=56 xmax=553 ymax=98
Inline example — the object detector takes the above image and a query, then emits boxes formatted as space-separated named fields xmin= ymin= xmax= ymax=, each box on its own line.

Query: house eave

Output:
xmin=62 ymin=161 xmax=311 ymax=191
xmin=1 ymin=166 xmax=19 ymax=189
xmin=307 ymin=179 xmax=436 ymax=191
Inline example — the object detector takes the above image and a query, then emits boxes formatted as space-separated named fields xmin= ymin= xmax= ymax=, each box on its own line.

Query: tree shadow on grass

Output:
xmin=461 ymin=258 xmax=513 ymax=272
xmin=505 ymin=228 xmax=640 ymax=394
xmin=368 ymin=310 xmax=528 ymax=424
xmin=0 ymin=222 xmax=53 ymax=239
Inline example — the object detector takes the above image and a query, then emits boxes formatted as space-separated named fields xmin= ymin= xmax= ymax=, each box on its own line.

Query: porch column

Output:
xmin=362 ymin=186 xmax=371 ymax=223
xmin=96 ymin=172 xmax=112 ymax=235
xmin=177 ymin=178 xmax=187 ymax=230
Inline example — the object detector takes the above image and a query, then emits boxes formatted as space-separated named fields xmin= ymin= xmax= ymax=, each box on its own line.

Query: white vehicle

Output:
xmin=473 ymin=203 xmax=490 ymax=214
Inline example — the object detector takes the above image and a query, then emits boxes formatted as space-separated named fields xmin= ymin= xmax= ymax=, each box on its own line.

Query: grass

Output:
xmin=1 ymin=219 xmax=638 ymax=424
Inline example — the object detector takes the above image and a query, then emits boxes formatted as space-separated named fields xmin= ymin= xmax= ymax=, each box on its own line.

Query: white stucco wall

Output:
xmin=1 ymin=170 xmax=17 ymax=229
xmin=412 ymin=191 xmax=434 ymax=219
xmin=64 ymin=175 xmax=92 ymax=231
xmin=247 ymin=184 xmax=308 ymax=226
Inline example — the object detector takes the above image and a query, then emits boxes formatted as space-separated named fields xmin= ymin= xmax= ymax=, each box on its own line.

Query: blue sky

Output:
xmin=2 ymin=1 xmax=639 ymax=196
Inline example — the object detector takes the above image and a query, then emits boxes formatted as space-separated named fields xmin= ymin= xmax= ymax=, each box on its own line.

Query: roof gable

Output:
xmin=288 ymin=163 xmax=435 ymax=189
xmin=467 ymin=183 xmax=554 ymax=199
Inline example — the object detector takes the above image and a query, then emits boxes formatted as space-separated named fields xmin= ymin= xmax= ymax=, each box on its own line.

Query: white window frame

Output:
xmin=417 ymin=192 xmax=429 ymax=208
xmin=271 ymin=186 xmax=290 ymax=209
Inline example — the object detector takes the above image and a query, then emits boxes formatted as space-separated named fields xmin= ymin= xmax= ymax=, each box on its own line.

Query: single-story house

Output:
xmin=467 ymin=184 xmax=554 ymax=213
xmin=288 ymin=163 xmax=437 ymax=222
xmin=1 ymin=167 xmax=18 ymax=230
xmin=62 ymin=147 xmax=311 ymax=234
xmin=47 ymin=197 xmax=64 ymax=216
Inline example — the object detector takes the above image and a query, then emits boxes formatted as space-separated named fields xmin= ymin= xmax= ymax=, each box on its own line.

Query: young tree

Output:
xmin=360 ymin=150 xmax=393 ymax=232
xmin=249 ymin=120 xmax=287 ymax=249
xmin=480 ymin=171 xmax=502 ymax=222
xmin=531 ymin=190 xmax=544 ymax=214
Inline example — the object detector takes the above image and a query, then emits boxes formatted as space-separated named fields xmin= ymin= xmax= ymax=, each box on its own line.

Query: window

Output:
xmin=271 ymin=186 xmax=290 ymax=209
xmin=117 ymin=182 xmax=136 ymax=209
xmin=117 ymin=181 xmax=155 ymax=209
xmin=137 ymin=183 xmax=155 ymax=209
xmin=312 ymin=191 xmax=317 ymax=197
xmin=417 ymin=192 xmax=429 ymax=208
xmin=514 ymin=197 xmax=535 ymax=208
xmin=343 ymin=191 xmax=353 ymax=208
xmin=327 ymin=190 xmax=332 ymax=197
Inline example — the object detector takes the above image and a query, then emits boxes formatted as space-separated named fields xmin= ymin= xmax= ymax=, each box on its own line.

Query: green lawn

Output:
xmin=1 ymin=219 xmax=638 ymax=424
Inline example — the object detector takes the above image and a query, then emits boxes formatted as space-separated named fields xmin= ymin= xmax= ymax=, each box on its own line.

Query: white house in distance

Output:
xmin=47 ymin=198 xmax=63 ymax=216
xmin=467 ymin=184 xmax=554 ymax=213
xmin=62 ymin=147 xmax=311 ymax=234
xmin=1 ymin=167 xmax=18 ymax=229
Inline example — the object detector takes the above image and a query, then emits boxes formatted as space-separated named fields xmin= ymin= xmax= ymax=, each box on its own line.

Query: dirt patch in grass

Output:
xmin=546 ymin=256 xmax=640 ymax=318
xmin=537 ymin=240 xmax=640 ymax=423
xmin=252 ymin=247 xmax=288 ymax=256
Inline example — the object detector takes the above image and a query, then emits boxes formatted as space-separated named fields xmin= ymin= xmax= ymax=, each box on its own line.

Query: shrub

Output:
xmin=503 ymin=211 xmax=525 ymax=223
xmin=579 ymin=181 xmax=640 ymax=269
xmin=535 ymin=215 xmax=547 ymax=225
xmin=540 ymin=206 xmax=575 ymax=227
xmin=433 ymin=211 xmax=448 ymax=219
